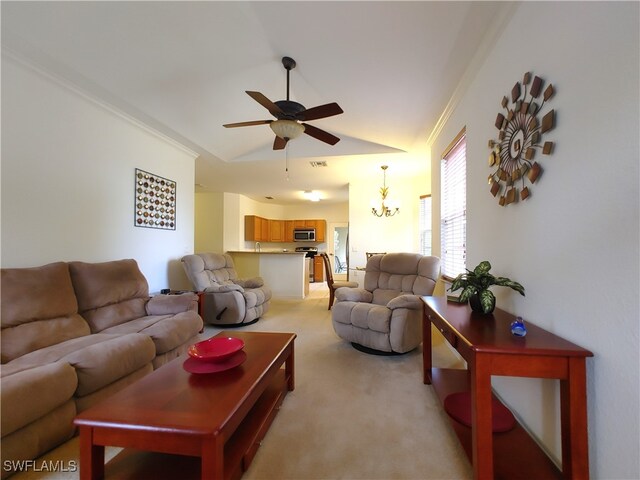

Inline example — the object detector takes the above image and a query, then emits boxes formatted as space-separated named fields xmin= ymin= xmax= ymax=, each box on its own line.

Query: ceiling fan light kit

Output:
xmin=270 ymin=119 xmax=305 ymax=140
xmin=223 ymin=56 xmax=343 ymax=151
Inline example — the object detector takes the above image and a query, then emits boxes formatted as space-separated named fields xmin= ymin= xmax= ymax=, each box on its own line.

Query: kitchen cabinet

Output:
xmin=245 ymin=215 xmax=270 ymax=242
xmin=313 ymin=256 xmax=324 ymax=282
xmin=269 ymin=220 xmax=285 ymax=242
xmin=313 ymin=220 xmax=326 ymax=242
xmin=245 ymin=216 xmax=327 ymax=243
xmin=284 ymin=221 xmax=295 ymax=242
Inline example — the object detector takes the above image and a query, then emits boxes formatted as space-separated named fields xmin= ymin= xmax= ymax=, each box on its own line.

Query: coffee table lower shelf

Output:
xmin=99 ymin=369 xmax=288 ymax=480
xmin=430 ymin=368 xmax=563 ymax=480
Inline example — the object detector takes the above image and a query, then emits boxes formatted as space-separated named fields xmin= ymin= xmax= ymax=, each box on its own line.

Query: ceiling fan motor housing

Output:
xmin=274 ymin=100 xmax=306 ymax=120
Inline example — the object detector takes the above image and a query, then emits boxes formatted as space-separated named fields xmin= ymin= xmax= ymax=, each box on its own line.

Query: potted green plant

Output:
xmin=449 ymin=260 xmax=525 ymax=314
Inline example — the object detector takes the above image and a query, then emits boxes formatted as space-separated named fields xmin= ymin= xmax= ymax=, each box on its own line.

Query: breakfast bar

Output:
xmin=227 ymin=250 xmax=308 ymax=299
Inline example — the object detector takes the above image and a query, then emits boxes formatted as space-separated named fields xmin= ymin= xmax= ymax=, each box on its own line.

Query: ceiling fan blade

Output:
xmin=273 ymin=136 xmax=289 ymax=150
xmin=297 ymin=102 xmax=343 ymax=121
xmin=223 ymin=120 xmax=272 ymax=128
xmin=246 ymin=91 xmax=283 ymax=117
xmin=302 ymin=123 xmax=340 ymax=145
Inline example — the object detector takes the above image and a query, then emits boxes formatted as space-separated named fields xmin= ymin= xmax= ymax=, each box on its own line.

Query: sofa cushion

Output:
xmin=69 ymin=259 xmax=149 ymax=332
xmin=101 ymin=312 xmax=203 ymax=355
xmin=3 ymin=333 xmax=155 ymax=397
xmin=145 ymin=293 xmax=198 ymax=315
xmin=1 ymin=262 xmax=90 ymax=363
xmin=0 ymin=363 xmax=77 ymax=437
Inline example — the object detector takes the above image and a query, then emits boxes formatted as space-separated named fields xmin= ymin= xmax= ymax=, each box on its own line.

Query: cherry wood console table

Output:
xmin=422 ymin=296 xmax=593 ymax=479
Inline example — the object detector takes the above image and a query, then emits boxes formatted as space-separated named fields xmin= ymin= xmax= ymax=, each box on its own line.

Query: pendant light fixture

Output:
xmin=371 ymin=165 xmax=400 ymax=217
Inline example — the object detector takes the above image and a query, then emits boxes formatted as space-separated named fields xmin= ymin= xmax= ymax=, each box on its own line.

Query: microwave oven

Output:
xmin=293 ymin=228 xmax=316 ymax=242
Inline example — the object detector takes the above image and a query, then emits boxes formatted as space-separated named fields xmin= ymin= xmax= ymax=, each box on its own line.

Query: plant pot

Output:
xmin=469 ymin=292 xmax=496 ymax=314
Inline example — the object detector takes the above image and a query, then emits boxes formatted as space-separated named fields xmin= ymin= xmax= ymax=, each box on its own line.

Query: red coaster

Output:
xmin=444 ymin=391 xmax=516 ymax=433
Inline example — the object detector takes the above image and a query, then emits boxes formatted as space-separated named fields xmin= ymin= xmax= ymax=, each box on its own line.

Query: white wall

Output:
xmin=430 ymin=3 xmax=639 ymax=477
xmin=348 ymin=157 xmax=430 ymax=268
xmin=195 ymin=192 xmax=224 ymax=253
xmin=1 ymin=54 xmax=197 ymax=292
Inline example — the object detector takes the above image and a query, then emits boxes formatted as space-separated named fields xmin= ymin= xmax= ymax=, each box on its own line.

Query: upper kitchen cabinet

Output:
xmin=313 ymin=220 xmax=326 ymax=242
xmin=269 ymin=219 xmax=285 ymax=242
xmin=245 ymin=216 xmax=326 ymax=243
xmin=284 ymin=220 xmax=295 ymax=242
xmin=245 ymin=215 xmax=270 ymax=242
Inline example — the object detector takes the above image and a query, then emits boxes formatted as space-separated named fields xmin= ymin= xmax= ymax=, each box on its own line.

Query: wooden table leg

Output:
xmin=78 ymin=426 xmax=104 ymax=480
xmin=560 ymin=357 xmax=590 ymax=479
xmin=423 ymin=309 xmax=432 ymax=385
xmin=201 ymin=434 xmax=224 ymax=480
xmin=286 ymin=343 xmax=295 ymax=391
xmin=471 ymin=354 xmax=494 ymax=479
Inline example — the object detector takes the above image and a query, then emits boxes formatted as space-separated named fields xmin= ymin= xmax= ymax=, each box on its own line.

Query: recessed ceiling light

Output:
xmin=303 ymin=190 xmax=321 ymax=202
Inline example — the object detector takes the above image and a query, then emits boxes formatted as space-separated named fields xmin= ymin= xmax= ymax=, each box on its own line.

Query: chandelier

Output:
xmin=371 ymin=165 xmax=400 ymax=217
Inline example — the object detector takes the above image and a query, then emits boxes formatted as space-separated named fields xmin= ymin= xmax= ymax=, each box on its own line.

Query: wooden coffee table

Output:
xmin=75 ymin=331 xmax=296 ymax=480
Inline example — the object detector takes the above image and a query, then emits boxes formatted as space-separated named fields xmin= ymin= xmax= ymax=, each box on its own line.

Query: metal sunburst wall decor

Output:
xmin=487 ymin=72 xmax=556 ymax=206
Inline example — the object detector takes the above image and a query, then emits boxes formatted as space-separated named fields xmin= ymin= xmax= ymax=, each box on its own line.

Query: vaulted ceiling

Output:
xmin=2 ymin=1 xmax=512 ymax=204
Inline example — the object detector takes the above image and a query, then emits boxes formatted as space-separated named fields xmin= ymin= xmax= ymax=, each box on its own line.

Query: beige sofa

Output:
xmin=0 ymin=259 xmax=203 ymax=478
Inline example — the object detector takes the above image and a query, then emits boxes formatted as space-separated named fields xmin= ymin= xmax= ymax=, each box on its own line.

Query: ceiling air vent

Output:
xmin=309 ymin=161 xmax=328 ymax=168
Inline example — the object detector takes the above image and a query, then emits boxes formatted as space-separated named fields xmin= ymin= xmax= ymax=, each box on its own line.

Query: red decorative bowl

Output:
xmin=188 ymin=337 xmax=245 ymax=362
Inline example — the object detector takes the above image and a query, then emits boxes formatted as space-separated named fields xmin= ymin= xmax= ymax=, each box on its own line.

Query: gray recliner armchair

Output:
xmin=181 ymin=253 xmax=271 ymax=327
xmin=331 ymin=253 xmax=440 ymax=354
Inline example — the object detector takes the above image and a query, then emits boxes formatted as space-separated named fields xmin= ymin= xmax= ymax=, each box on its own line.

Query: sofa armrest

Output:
xmin=387 ymin=294 xmax=422 ymax=310
xmin=233 ymin=277 xmax=264 ymax=288
xmin=335 ymin=288 xmax=373 ymax=303
xmin=146 ymin=292 xmax=199 ymax=315
xmin=204 ymin=283 xmax=244 ymax=293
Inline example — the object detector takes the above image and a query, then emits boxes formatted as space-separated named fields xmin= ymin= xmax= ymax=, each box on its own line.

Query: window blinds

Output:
xmin=419 ymin=195 xmax=432 ymax=256
xmin=440 ymin=131 xmax=466 ymax=279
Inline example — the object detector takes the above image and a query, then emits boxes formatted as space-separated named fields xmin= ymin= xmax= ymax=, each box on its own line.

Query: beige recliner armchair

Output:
xmin=181 ymin=253 xmax=272 ymax=327
xmin=331 ymin=253 xmax=440 ymax=354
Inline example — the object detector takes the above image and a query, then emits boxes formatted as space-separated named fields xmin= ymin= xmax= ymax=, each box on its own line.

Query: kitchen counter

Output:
xmin=227 ymin=251 xmax=307 ymax=299
xmin=226 ymin=250 xmax=305 ymax=255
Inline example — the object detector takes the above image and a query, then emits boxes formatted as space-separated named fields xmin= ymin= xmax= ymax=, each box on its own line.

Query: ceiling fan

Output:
xmin=223 ymin=56 xmax=344 ymax=150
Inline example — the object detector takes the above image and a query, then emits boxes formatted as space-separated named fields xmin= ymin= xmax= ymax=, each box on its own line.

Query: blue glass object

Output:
xmin=511 ymin=317 xmax=527 ymax=337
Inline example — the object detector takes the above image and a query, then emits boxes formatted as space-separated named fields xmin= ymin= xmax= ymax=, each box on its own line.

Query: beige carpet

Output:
xmin=11 ymin=284 xmax=472 ymax=480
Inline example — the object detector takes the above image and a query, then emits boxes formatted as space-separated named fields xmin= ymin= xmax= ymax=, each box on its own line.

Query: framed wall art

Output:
xmin=134 ymin=168 xmax=176 ymax=230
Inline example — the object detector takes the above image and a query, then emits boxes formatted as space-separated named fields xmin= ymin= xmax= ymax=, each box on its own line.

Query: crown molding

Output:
xmin=426 ymin=2 xmax=520 ymax=148
xmin=2 ymin=45 xmax=200 ymax=159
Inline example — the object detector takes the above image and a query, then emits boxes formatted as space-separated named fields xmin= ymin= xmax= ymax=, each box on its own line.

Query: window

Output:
xmin=440 ymin=128 xmax=466 ymax=279
xmin=419 ymin=195 xmax=432 ymax=256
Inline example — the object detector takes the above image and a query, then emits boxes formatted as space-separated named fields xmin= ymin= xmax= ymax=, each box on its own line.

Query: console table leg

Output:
xmin=471 ymin=355 xmax=493 ymax=480
xmin=561 ymin=357 xmax=590 ymax=479
xmin=423 ymin=309 xmax=432 ymax=384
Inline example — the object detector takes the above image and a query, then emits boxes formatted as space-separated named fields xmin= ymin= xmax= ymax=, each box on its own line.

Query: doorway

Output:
xmin=328 ymin=222 xmax=349 ymax=281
